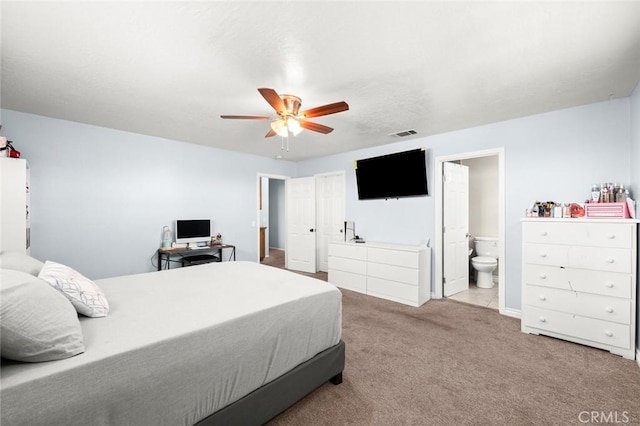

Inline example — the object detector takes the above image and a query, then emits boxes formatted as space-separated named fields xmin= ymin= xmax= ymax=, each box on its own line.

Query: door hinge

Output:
xmin=443 ymin=277 xmax=446 ymax=284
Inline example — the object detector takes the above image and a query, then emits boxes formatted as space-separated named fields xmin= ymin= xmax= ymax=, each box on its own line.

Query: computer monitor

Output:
xmin=175 ymin=219 xmax=211 ymax=245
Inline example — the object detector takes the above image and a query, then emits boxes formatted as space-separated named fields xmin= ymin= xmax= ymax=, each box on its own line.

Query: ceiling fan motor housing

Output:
xmin=281 ymin=95 xmax=301 ymax=117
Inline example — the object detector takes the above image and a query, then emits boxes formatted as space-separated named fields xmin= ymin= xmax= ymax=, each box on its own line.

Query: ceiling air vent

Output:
xmin=389 ymin=129 xmax=417 ymax=138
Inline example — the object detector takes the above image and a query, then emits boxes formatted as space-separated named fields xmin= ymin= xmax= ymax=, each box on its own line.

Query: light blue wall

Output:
xmin=1 ymin=110 xmax=297 ymax=279
xmin=297 ymin=99 xmax=632 ymax=312
xmin=631 ymin=83 xmax=640 ymax=219
xmin=630 ymin=82 xmax=640 ymax=354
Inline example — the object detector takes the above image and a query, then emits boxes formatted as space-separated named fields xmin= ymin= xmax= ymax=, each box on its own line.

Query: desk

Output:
xmin=157 ymin=244 xmax=236 ymax=271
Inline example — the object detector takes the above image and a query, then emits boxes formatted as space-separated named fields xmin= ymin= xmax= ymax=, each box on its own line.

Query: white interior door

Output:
xmin=316 ymin=173 xmax=345 ymax=272
xmin=443 ymin=162 xmax=469 ymax=297
xmin=286 ymin=177 xmax=317 ymax=273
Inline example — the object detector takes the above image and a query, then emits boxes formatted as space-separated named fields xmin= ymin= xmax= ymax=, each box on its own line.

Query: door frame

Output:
xmin=434 ymin=148 xmax=506 ymax=314
xmin=256 ymin=173 xmax=289 ymax=265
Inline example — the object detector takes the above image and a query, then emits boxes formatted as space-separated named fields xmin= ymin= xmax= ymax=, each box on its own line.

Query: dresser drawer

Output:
xmin=328 ymin=256 xmax=366 ymax=275
xmin=367 ymin=247 xmax=419 ymax=268
xmin=523 ymin=306 xmax=631 ymax=349
xmin=328 ymin=269 xmax=366 ymax=293
xmin=524 ymin=243 xmax=631 ymax=272
xmin=584 ymin=223 xmax=633 ymax=249
xmin=523 ymin=222 xmax=632 ymax=248
xmin=523 ymin=264 xmax=632 ymax=299
xmin=523 ymin=222 xmax=583 ymax=245
xmin=328 ymin=243 xmax=367 ymax=260
xmin=568 ymin=246 xmax=632 ymax=273
xmin=367 ymin=262 xmax=419 ymax=286
xmin=367 ymin=276 xmax=419 ymax=303
xmin=524 ymin=285 xmax=631 ymax=324
xmin=523 ymin=243 xmax=568 ymax=266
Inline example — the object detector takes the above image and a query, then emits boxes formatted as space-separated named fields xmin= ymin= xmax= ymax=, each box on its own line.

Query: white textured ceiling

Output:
xmin=2 ymin=1 xmax=639 ymax=161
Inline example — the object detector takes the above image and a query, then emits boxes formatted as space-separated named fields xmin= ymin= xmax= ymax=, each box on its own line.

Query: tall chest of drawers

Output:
xmin=521 ymin=218 xmax=638 ymax=359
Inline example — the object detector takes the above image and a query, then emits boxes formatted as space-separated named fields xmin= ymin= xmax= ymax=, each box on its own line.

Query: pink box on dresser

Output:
xmin=584 ymin=202 xmax=631 ymax=218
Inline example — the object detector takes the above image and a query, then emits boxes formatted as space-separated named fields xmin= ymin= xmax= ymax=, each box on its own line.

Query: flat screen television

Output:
xmin=355 ymin=148 xmax=428 ymax=200
xmin=175 ymin=219 xmax=211 ymax=245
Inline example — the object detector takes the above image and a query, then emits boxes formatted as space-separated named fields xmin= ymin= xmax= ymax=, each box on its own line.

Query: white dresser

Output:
xmin=0 ymin=158 xmax=30 ymax=253
xmin=521 ymin=218 xmax=638 ymax=359
xmin=328 ymin=241 xmax=431 ymax=307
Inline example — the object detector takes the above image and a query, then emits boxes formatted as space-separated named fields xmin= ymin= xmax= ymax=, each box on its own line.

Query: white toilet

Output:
xmin=471 ymin=236 xmax=499 ymax=289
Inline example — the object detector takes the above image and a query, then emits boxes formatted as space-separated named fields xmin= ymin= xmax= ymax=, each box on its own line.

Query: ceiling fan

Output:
xmin=220 ymin=88 xmax=349 ymax=138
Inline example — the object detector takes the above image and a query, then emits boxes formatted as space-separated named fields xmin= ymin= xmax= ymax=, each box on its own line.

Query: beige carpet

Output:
xmin=261 ymin=248 xmax=328 ymax=281
xmin=269 ymin=288 xmax=640 ymax=425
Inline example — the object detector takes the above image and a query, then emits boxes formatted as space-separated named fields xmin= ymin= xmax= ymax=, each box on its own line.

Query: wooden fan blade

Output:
xmin=258 ymin=88 xmax=286 ymax=114
xmin=265 ymin=129 xmax=276 ymax=138
xmin=299 ymin=120 xmax=334 ymax=134
xmin=300 ymin=101 xmax=349 ymax=118
xmin=220 ymin=115 xmax=270 ymax=120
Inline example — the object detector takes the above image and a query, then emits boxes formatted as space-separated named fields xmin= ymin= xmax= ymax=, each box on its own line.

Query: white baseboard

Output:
xmin=501 ymin=307 xmax=522 ymax=319
xmin=636 ymin=349 xmax=640 ymax=368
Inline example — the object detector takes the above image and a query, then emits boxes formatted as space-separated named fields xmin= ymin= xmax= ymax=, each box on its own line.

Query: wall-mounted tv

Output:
xmin=355 ymin=148 xmax=428 ymax=200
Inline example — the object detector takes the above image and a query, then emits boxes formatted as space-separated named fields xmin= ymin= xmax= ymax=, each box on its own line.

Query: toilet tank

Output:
xmin=474 ymin=236 xmax=499 ymax=257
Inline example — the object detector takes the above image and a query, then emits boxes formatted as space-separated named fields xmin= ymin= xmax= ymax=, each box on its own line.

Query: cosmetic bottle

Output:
xmin=591 ymin=185 xmax=600 ymax=203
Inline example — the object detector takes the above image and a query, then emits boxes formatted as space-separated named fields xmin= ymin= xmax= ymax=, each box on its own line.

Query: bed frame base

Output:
xmin=196 ymin=340 xmax=345 ymax=426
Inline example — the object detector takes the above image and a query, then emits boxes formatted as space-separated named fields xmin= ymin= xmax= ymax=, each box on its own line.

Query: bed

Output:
xmin=0 ymin=260 xmax=344 ymax=426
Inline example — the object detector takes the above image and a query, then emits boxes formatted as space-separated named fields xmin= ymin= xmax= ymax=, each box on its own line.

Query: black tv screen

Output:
xmin=355 ymin=148 xmax=428 ymax=200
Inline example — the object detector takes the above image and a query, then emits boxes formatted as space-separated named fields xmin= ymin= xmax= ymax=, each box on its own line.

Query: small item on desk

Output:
xmin=161 ymin=225 xmax=172 ymax=248
xmin=211 ymin=233 xmax=223 ymax=245
xmin=172 ymin=242 xmax=187 ymax=249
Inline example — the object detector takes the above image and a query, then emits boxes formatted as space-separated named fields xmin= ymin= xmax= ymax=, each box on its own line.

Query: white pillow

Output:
xmin=0 ymin=251 xmax=45 ymax=276
xmin=1 ymin=269 xmax=85 ymax=362
xmin=38 ymin=261 xmax=110 ymax=318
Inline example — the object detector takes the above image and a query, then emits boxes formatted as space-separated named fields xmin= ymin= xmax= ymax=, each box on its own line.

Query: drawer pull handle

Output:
xmin=605 ymin=307 xmax=614 ymax=313
xmin=540 ymin=231 xmax=547 ymax=236
xmin=539 ymin=316 xmax=546 ymax=323
xmin=539 ymin=253 xmax=547 ymax=258
xmin=605 ymin=282 xmax=614 ymax=288
xmin=606 ymin=258 xmax=614 ymax=264
xmin=604 ymin=330 xmax=613 ymax=337
xmin=606 ymin=233 xmax=615 ymax=239
xmin=539 ymin=273 xmax=547 ymax=279
xmin=539 ymin=295 xmax=546 ymax=301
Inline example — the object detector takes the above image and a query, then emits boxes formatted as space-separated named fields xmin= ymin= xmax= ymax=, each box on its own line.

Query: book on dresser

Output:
xmin=521 ymin=218 xmax=638 ymax=360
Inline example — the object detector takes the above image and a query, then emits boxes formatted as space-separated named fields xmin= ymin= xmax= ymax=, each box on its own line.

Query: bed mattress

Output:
xmin=1 ymin=261 xmax=342 ymax=426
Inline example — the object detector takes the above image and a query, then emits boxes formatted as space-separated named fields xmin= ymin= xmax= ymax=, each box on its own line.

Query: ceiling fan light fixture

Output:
xmin=270 ymin=117 xmax=303 ymax=137
xmin=270 ymin=119 xmax=288 ymax=137
xmin=288 ymin=117 xmax=303 ymax=136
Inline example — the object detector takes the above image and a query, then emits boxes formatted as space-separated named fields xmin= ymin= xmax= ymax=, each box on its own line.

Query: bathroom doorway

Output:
xmin=434 ymin=148 xmax=505 ymax=313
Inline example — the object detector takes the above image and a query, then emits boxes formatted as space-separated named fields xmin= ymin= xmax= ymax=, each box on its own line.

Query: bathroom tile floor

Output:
xmin=448 ymin=280 xmax=499 ymax=310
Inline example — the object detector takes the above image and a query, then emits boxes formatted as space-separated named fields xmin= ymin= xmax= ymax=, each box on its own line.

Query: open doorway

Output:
xmin=257 ymin=174 xmax=288 ymax=268
xmin=434 ymin=148 xmax=506 ymax=314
